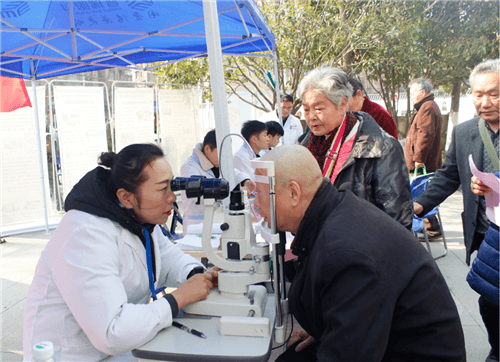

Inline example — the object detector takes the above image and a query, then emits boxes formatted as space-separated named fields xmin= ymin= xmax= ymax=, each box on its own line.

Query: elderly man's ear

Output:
xmin=287 ymin=181 xmax=302 ymax=207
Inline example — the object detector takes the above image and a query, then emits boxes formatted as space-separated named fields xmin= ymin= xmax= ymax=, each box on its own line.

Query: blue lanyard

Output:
xmin=143 ymin=226 xmax=165 ymax=301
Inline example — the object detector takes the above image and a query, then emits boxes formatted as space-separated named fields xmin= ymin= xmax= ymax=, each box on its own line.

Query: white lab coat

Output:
xmin=233 ymin=143 xmax=256 ymax=182
xmin=180 ymin=143 xmax=248 ymax=234
xmin=23 ymin=210 xmax=203 ymax=362
xmin=259 ymin=111 xmax=303 ymax=145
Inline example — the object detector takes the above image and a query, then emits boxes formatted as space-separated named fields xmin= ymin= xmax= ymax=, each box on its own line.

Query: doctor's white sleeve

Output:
xmin=52 ymin=221 xmax=182 ymax=356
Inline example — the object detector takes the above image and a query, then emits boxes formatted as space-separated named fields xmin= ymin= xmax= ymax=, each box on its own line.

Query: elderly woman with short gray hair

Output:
xmin=298 ymin=65 xmax=413 ymax=230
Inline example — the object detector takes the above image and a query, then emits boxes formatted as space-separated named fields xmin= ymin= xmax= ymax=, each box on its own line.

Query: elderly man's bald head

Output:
xmin=261 ymin=144 xmax=323 ymax=192
xmin=255 ymin=145 xmax=323 ymax=234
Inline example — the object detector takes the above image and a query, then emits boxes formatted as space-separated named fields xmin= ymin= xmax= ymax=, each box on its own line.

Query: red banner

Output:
xmin=0 ymin=76 xmax=32 ymax=112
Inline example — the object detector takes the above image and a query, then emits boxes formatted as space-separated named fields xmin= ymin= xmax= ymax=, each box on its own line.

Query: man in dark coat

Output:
xmin=404 ymin=78 xmax=443 ymax=173
xmin=414 ymin=59 xmax=499 ymax=362
xmin=254 ymin=145 xmax=465 ymax=362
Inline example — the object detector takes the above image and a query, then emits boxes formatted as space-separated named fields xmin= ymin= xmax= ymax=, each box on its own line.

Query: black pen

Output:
xmin=172 ymin=321 xmax=207 ymax=339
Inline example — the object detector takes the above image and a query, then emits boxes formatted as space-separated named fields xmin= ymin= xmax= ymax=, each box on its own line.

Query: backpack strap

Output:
xmin=478 ymin=118 xmax=499 ymax=173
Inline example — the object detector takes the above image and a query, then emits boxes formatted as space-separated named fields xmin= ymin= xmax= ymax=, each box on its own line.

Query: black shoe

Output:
xmin=486 ymin=350 xmax=499 ymax=362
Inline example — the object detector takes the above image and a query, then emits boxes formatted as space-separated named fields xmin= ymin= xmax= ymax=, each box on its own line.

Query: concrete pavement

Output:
xmin=1 ymin=190 xmax=492 ymax=361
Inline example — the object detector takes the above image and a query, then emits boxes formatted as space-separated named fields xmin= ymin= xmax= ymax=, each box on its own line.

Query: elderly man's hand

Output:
xmin=471 ymin=175 xmax=492 ymax=196
xmin=414 ymin=202 xmax=424 ymax=215
xmin=288 ymin=329 xmax=316 ymax=352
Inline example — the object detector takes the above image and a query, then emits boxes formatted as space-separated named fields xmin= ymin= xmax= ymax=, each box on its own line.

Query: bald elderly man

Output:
xmin=254 ymin=145 xmax=465 ymax=362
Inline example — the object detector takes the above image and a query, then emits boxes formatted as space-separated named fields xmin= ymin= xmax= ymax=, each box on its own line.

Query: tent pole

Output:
xmin=30 ymin=59 xmax=50 ymax=234
xmin=272 ymin=51 xmax=283 ymax=124
xmin=271 ymin=49 xmax=285 ymax=343
xmin=202 ymin=0 xmax=236 ymax=191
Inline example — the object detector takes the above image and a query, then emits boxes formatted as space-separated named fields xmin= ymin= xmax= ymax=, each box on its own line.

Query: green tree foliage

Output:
xmin=419 ymin=1 xmax=499 ymax=113
xmin=359 ymin=0 xmax=498 ymax=135
xmin=154 ymin=0 xmax=374 ymax=113
xmin=360 ymin=1 xmax=429 ymax=125
xmin=153 ymin=0 xmax=499 ymax=132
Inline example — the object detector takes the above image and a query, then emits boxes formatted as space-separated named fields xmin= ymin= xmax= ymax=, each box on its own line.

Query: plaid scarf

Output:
xmin=307 ymin=112 xmax=358 ymax=171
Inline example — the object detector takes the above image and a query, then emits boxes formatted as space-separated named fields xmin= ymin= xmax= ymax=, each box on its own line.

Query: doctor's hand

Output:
xmin=471 ymin=175 xmax=492 ymax=196
xmin=206 ymin=267 xmax=220 ymax=287
xmin=171 ymin=273 xmax=213 ymax=309
xmin=288 ymin=329 xmax=316 ymax=352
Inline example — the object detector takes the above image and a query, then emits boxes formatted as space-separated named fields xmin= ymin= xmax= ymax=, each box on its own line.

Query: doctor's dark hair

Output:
xmin=280 ymin=94 xmax=293 ymax=103
xmin=203 ymin=129 xmax=217 ymax=152
xmin=266 ymin=121 xmax=284 ymax=137
xmin=241 ymin=120 xmax=267 ymax=143
xmin=98 ymin=143 xmax=165 ymax=194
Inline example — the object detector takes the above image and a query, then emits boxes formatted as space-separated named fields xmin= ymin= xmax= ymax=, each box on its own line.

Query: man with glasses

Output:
xmin=259 ymin=94 xmax=303 ymax=145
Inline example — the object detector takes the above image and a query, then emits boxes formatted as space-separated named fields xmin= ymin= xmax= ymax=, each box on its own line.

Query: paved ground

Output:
xmin=1 ymin=191 xmax=491 ymax=361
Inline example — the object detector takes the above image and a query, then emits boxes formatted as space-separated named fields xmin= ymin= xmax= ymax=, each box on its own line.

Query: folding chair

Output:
xmin=411 ymin=174 xmax=448 ymax=260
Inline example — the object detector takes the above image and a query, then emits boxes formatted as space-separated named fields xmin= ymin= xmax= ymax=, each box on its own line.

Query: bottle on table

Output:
xmin=33 ymin=341 xmax=55 ymax=362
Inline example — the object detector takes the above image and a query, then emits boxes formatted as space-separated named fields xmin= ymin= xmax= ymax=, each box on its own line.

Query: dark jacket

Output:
xmin=467 ymin=222 xmax=499 ymax=305
xmin=333 ymin=112 xmax=413 ymax=230
xmin=289 ymin=179 xmax=466 ymax=362
xmin=404 ymin=94 xmax=443 ymax=172
xmin=416 ymin=117 xmax=484 ymax=265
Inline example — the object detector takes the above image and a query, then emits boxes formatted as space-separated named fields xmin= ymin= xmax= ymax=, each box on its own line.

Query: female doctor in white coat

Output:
xmin=23 ymin=143 xmax=216 ymax=361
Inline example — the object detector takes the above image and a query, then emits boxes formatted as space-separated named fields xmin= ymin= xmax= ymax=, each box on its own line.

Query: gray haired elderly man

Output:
xmin=298 ymin=65 xmax=413 ymax=230
xmin=414 ymin=59 xmax=500 ymax=362
xmin=404 ymin=78 xmax=444 ymax=175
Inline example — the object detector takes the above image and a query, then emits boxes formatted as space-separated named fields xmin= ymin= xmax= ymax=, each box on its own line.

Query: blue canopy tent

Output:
xmin=0 ymin=0 xmax=280 ymax=230
xmin=0 ymin=0 xmax=275 ymax=79
xmin=1 ymin=1 xmax=286 ymax=343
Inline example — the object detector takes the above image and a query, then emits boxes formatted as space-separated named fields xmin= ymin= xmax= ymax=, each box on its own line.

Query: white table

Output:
xmin=132 ymin=294 xmax=276 ymax=362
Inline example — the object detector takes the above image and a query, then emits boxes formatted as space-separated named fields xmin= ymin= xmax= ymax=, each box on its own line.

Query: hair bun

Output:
xmin=98 ymin=152 xmax=116 ymax=169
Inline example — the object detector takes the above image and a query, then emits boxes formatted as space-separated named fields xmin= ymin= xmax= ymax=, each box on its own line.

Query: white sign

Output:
xmin=114 ymin=87 xmax=155 ymax=152
xmin=1 ymin=86 xmax=51 ymax=227
xmin=158 ymin=89 xmax=200 ymax=176
xmin=53 ymin=86 xmax=108 ymax=199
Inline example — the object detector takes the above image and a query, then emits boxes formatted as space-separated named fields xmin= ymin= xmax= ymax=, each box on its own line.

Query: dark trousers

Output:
xmin=275 ymin=341 xmax=318 ymax=362
xmin=479 ymin=296 xmax=499 ymax=358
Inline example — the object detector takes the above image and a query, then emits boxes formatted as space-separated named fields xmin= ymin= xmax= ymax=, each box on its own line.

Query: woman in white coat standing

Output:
xmin=23 ymin=143 xmax=216 ymax=361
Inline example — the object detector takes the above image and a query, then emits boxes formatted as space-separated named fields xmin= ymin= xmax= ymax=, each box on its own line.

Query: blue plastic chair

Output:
xmin=411 ymin=174 xmax=448 ymax=260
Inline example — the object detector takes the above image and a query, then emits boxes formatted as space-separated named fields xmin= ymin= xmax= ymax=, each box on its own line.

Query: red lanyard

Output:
xmin=322 ymin=115 xmax=347 ymax=178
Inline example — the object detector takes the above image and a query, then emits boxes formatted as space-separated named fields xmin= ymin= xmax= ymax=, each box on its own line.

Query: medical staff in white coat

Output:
xmin=233 ymin=120 xmax=269 ymax=181
xmin=259 ymin=94 xmax=303 ymax=145
xmin=23 ymin=144 xmax=217 ymax=362
xmin=180 ymin=129 xmax=255 ymax=234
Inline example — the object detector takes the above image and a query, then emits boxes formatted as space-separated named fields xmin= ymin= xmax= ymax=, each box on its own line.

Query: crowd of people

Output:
xmin=23 ymin=59 xmax=499 ymax=362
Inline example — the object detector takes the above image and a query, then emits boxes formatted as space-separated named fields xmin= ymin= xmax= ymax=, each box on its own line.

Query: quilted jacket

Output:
xmin=467 ymin=207 xmax=499 ymax=304
xmin=325 ymin=111 xmax=413 ymax=230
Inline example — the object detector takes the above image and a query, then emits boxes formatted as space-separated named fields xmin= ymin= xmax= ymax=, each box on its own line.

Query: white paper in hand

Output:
xmin=469 ymin=154 xmax=500 ymax=225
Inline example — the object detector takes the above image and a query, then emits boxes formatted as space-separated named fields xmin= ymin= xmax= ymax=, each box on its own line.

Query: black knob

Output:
xmin=220 ymin=223 xmax=229 ymax=231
